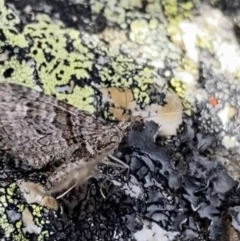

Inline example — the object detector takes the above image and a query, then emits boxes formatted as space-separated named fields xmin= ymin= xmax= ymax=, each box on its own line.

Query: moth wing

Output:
xmin=0 ymin=82 xmax=94 ymax=169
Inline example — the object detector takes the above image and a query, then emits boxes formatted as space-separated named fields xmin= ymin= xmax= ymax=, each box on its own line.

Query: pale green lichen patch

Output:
xmin=0 ymin=2 xmax=171 ymax=113
xmin=0 ymin=2 xmax=28 ymax=50
xmin=162 ymin=0 xmax=197 ymax=48
xmin=0 ymin=0 xmax=195 ymax=117
xmin=0 ymin=0 xmax=200 ymax=124
xmin=0 ymin=57 xmax=36 ymax=88
xmin=0 ymin=182 xmax=53 ymax=241
xmin=58 ymin=85 xmax=95 ymax=113
xmin=23 ymin=14 xmax=95 ymax=96
xmin=162 ymin=0 xmax=196 ymax=24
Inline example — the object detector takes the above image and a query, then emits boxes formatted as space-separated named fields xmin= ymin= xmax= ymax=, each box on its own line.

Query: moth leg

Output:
xmin=46 ymin=157 xmax=98 ymax=195
xmin=96 ymin=156 xmax=129 ymax=199
xmin=100 ymin=155 xmax=129 ymax=178
xmin=47 ymin=147 xmax=116 ymax=196
xmin=99 ymin=155 xmax=129 ymax=170
xmin=98 ymin=167 xmax=128 ymax=199
xmin=56 ymin=174 xmax=93 ymax=199
xmin=109 ymin=155 xmax=129 ymax=170
xmin=101 ymin=164 xmax=129 ymax=181
xmin=98 ymin=177 xmax=109 ymax=199
xmin=88 ymin=171 xmax=113 ymax=199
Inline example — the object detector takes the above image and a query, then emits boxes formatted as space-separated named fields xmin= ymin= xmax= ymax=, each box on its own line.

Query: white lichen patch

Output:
xmin=217 ymin=103 xmax=237 ymax=130
xmin=179 ymin=4 xmax=240 ymax=78
xmin=123 ymin=18 xmax=181 ymax=68
xmin=22 ymin=207 xmax=41 ymax=235
xmin=112 ymin=175 xmax=142 ymax=199
xmin=172 ymin=3 xmax=240 ymax=113
xmin=132 ymin=92 xmax=183 ymax=136
xmin=123 ymin=175 xmax=142 ymax=198
xmin=133 ymin=220 xmax=179 ymax=241
xmin=222 ymin=135 xmax=239 ymax=150
xmin=178 ymin=21 xmax=200 ymax=63
xmin=6 ymin=209 xmax=21 ymax=222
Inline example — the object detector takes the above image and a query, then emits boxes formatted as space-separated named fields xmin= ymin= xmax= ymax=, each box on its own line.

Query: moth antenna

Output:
xmin=143 ymin=110 xmax=185 ymax=119
xmin=3 ymin=93 xmax=185 ymax=120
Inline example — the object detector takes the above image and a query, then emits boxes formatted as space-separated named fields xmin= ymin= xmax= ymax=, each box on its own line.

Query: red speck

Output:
xmin=209 ymin=97 xmax=218 ymax=107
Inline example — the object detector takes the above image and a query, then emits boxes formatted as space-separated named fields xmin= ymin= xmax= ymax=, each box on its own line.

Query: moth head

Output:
xmin=111 ymin=124 xmax=127 ymax=143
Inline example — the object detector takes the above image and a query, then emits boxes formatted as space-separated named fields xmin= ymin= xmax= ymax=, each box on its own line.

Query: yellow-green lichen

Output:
xmin=1 ymin=0 xmax=164 ymax=112
xmin=162 ymin=0 xmax=195 ymax=22
xmin=0 ymin=182 xmax=51 ymax=241
xmin=0 ymin=0 xmax=192 ymax=115
xmin=196 ymin=35 xmax=214 ymax=53
xmin=0 ymin=57 xmax=36 ymax=88
xmin=58 ymin=86 xmax=95 ymax=113
xmin=162 ymin=0 xmax=197 ymax=46
xmin=170 ymin=78 xmax=186 ymax=98
xmin=169 ymin=77 xmax=192 ymax=115
xmin=24 ymin=14 xmax=95 ymax=96
xmin=0 ymin=212 xmax=15 ymax=238
xmin=180 ymin=57 xmax=198 ymax=74
xmin=0 ymin=4 xmax=28 ymax=49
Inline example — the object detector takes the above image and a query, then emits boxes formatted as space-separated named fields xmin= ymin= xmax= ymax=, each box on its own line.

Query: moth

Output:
xmin=0 ymin=82 xmax=184 ymax=199
xmin=0 ymin=82 xmax=131 ymax=197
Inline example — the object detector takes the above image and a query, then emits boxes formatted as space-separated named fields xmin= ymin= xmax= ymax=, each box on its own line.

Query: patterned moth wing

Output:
xmin=0 ymin=83 xmax=127 ymax=189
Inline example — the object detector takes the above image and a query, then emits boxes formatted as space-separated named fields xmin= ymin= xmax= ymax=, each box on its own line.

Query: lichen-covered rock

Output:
xmin=1 ymin=0 xmax=240 ymax=241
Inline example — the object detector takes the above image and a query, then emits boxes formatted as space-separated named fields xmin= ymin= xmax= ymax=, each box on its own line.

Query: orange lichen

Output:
xmin=209 ymin=96 xmax=218 ymax=107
